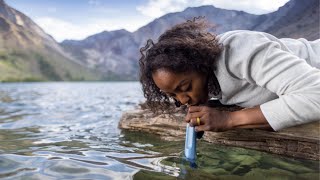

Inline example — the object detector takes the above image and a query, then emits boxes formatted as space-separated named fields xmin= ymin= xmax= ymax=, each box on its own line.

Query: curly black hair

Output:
xmin=139 ymin=17 xmax=223 ymax=113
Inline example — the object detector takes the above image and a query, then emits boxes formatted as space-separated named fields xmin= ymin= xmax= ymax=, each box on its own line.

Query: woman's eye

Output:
xmin=187 ymin=84 xmax=192 ymax=91
xmin=182 ymin=84 xmax=191 ymax=92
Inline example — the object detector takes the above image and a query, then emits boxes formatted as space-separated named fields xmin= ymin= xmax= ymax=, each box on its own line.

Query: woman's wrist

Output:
xmin=228 ymin=110 xmax=247 ymax=128
xmin=228 ymin=106 xmax=272 ymax=130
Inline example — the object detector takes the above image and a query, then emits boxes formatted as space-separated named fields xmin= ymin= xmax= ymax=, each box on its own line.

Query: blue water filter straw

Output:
xmin=184 ymin=123 xmax=197 ymax=161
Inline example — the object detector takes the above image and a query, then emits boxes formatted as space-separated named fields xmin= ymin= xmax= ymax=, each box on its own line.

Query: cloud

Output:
xmin=199 ymin=0 xmax=290 ymax=14
xmin=137 ymin=0 xmax=290 ymax=17
xmin=34 ymin=17 xmax=81 ymax=42
xmin=47 ymin=7 xmax=57 ymax=13
xmin=34 ymin=16 xmax=152 ymax=42
xmin=34 ymin=0 xmax=290 ymax=41
xmin=137 ymin=0 xmax=190 ymax=18
xmin=88 ymin=0 xmax=101 ymax=6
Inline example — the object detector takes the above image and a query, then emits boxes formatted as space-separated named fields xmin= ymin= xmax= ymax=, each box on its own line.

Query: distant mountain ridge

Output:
xmin=263 ymin=0 xmax=319 ymax=40
xmin=1 ymin=0 xmax=318 ymax=81
xmin=61 ymin=0 xmax=319 ymax=80
xmin=0 ymin=0 xmax=102 ymax=82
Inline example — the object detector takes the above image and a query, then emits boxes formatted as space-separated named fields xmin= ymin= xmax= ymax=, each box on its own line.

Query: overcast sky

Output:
xmin=7 ymin=0 xmax=290 ymax=42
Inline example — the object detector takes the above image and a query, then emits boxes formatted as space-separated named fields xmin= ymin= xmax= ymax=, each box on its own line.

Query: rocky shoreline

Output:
xmin=119 ymin=105 xmax=320 ymax=161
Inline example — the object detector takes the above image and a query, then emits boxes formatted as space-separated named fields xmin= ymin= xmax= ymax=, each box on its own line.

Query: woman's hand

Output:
xmin=185 ymin=105 xmax=273 ymax=132
xmin=184 ymin=106 xmax=233 ymax=132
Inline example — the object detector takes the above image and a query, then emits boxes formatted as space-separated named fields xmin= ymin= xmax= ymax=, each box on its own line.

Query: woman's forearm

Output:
xmin=229 ymin=106 xmax=273 ymax=130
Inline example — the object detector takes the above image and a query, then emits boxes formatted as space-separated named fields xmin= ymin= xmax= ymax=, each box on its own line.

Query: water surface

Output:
xmin=0 ymin=82 xmax=318 ymax=179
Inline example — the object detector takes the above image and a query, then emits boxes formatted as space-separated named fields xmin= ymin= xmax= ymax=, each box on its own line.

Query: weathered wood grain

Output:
xmin=119 ymin=109 xmax=320 ymax=160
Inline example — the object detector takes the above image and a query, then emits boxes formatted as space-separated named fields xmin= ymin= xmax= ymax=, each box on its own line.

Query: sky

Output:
xmin=7 ymin=0 xmax=290 ymax=42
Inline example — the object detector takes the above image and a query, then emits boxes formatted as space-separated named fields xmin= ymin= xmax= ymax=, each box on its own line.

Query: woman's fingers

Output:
xmin=188 ymin=106 xmax=204 ymax=113
xmin=184 ymin=111 xmax=203 ymax=123
xmin=195 ymin=125 xmax=209 ymax=132
xmin=185 ymin=106 xmax=206 ymax=123
xmin=189 ymin=117 xmax=205 ymax=127
xmin=185 ymin=106 xmax=233 ymax=132
xmin=189 ymin=118 xmax=198 ymax=127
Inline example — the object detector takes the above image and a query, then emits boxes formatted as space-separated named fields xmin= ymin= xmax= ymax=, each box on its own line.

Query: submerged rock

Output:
xmin=243 ymin=167 xmax=296 ymax=180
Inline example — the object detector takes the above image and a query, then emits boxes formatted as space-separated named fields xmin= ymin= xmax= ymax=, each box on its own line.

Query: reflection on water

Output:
xmin=0 ymin=82 xmax=319 ymax=179
xmin=124 ymin=131 xmax=319 ymax=180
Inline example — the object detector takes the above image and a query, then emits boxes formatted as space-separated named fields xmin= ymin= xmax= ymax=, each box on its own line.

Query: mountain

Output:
xmin=0 ymin=0 xmax=102 ymax=82
xmin=61 ymin=0 xmax=319 ymax=80
xmin=252 ymin=0 xmax=319 ymax=40
xmin=62 ymin=29 xmax=138 ymax=80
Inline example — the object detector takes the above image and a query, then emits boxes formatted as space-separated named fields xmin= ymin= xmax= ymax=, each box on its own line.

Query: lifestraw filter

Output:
xmin=184 ymin=123 xmax=196 ymax=161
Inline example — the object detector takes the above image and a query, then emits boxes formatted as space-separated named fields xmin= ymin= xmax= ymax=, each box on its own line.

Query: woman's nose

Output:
xmin=176 ymin=93 xmax=190 ymax=105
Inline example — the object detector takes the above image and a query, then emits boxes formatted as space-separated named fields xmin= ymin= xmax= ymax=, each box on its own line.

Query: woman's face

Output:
xmin=152 ymin=68 xmax=208 ymax=106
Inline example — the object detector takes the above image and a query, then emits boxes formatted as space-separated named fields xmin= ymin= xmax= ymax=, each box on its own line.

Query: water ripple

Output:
xmin=0 ymin=82 xmax=319 ymax=179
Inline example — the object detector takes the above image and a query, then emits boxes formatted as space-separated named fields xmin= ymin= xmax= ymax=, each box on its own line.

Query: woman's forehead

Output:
xmin=152 ymin=69 xmax=186 ymax=92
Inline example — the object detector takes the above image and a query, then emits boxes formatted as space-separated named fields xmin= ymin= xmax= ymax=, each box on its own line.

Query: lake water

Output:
xmin=0 ymin=82 xmax=319 ymax=180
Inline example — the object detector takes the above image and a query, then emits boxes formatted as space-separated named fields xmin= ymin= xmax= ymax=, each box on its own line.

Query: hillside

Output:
xmin=1 ymin=0 xmax=318 ymax=81
xmin=0 ymin=0 xmax=102 ymax=82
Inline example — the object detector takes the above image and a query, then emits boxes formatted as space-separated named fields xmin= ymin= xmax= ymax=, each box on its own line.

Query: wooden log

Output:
xmin=119 ymin=108 xmax=320 ymax=160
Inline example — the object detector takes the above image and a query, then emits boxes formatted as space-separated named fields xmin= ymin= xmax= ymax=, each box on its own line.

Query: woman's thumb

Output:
xmin=195 ymin=125 xmax=206 ymax=132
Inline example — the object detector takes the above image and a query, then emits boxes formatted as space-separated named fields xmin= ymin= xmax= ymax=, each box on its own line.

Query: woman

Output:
xmin=139 ymin=18 xmax=320 ymax=132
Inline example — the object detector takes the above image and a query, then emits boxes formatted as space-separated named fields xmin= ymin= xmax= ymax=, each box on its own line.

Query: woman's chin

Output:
xmin=197 ymin=99 xmax=208 ymax=106
xmin=189 ymin=97 xmax=208 ymax=106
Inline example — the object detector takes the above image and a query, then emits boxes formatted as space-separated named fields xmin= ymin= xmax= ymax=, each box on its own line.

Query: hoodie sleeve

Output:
xmin=222 ymin=31 xmax=320 ymax=131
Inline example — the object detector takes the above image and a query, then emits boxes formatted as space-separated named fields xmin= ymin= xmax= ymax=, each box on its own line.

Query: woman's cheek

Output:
xmin=191 ymin=92 xmax=201 ymax=105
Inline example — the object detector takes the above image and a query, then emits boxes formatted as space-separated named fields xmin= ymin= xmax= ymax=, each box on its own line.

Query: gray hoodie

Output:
xmin=215 ymin=30 xmax=320 ymax=131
